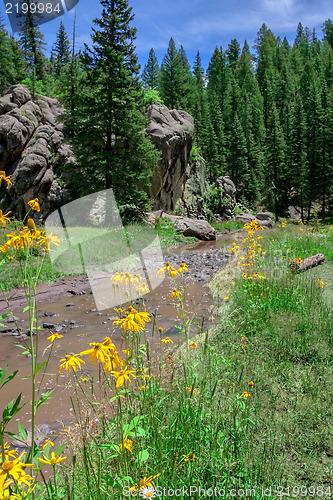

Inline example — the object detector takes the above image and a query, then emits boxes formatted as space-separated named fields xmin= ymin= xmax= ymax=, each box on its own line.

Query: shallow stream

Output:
xmin=0 ymin=236 xmax=237 ymax=444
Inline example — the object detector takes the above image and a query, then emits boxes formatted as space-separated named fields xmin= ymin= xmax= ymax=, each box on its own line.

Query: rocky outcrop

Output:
xmin=236 ymin=211 xmax=275 ymax=228
xmin=174 ymin=217 xmax=216 ymax=241
xmin=146 ymin=211 xmax=216 ymax=241
xmin=0 ymin=85 xmax=75 ymax=222
xmin=214 ymin=176 xmax=236 ymax=219
xmin=146 ymin=104 xmax=209 ymax=216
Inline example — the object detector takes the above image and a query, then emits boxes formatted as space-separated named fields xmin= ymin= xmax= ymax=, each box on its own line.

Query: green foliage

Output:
xmin=143 ymin=87 xmax=163 ymax=106
xmin=189 ymin=144 xmax=202 ymax=162
xmin=20 ymin=76 xmax=45 ymax=95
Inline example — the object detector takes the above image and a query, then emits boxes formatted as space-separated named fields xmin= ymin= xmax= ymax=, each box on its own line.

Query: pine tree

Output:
xmin=9 ymin=35 xmax=27 ymax=82
xmin=228 ymin=113 xmax=248 ymax=195
xmin=290 ymin=93 xmax=308 ymax=219
xmin=159 ymin=38 xmax=186 ymax=108
xmin=179 ymin=45 xmax=191 ymax=73
xmin=226 ymin=38 xmax=240 ymax=71
xmin=18 ymin=0 xmax=46 ymax=84
xmin=322 ymin=19 xmax=333 ymax=49
xmin=54 ymin=21 xmax=70 ymax=75
xmin=223 ymin=74 xmax=242 ymax=131
xmin=265 ymin=103 xmax=288 ymax=217
xmin=253 ymin=23 xmax=271 ymax=62
xmin=236 ymin=42 xmax=265 ymax=146
xmin=206 ymin=89 xmax=226 ymax=179
xmin=318 ymin=84 xmax=333 ymax=215
xmin=66 ymin=0 xmax=159 ymax=214
xmin=193 ymin=50 xmax=204 ymax=87
xmin=207 ymin=46 xmax=226 ymax=105
xmin=0 ymin=16 xmax=14 ymax=92
xmin=141 ymin=48 xmax=159 ymax=89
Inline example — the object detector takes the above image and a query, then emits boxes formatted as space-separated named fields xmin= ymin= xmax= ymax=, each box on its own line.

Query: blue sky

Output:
xmin=2 ymin=0 xmax=332 ymax=71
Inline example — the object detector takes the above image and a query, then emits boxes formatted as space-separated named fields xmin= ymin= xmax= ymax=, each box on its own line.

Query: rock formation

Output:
xmin=146 ymin=104 xmax=209 ymax=217
xmin=0 ymin=89 xmax=209 ymax=222
xmin=0 ymin=85 xmax=75 ymax=222
xmin=236 ymin=211 xmax=275 ymax=228
xmin=214 ymin=176 xmax=237 ymax=219
xmin=146 ymin=211 xmax=216 ymax=241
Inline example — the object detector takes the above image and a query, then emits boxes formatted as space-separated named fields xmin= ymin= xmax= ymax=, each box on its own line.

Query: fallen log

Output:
xmin=291 ymin=253 xmax=325 ymax=272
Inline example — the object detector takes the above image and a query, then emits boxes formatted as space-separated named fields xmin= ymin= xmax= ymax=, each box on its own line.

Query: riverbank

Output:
xmin=178 ymin=219 xmax=333 ymax=489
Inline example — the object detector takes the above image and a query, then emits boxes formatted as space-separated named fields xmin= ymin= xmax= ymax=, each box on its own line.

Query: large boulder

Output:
xmin=255 ymin=212 xmax=275 ymax=228
xmin=174 ymin=217 xmax=216 ymax=241
xmin=146 ymin=104 xmax=209 ymax=216
xmin=236 ymin=211 xmax=275 ymax=228
xmin=147 ymin=211 xmax=216 ymax=241
xmin=0 ymin=85 xmax=75 ymax=222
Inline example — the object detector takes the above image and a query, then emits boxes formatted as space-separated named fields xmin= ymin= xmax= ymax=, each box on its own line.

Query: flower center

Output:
xmin=2 ymin=460 xmax=14 ymax=472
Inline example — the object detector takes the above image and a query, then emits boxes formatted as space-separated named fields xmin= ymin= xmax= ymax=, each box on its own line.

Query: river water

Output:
xmin=0 ymin=236 xmax=237 ymax=445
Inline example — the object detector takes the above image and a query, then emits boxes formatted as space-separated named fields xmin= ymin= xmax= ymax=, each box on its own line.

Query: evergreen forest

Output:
xmin=1 ymin=1 xmax=333 ymax=220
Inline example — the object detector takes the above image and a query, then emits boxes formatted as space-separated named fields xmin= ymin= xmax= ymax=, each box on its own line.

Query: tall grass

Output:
xmin=1 ymin=217 xmax=332 ymax=499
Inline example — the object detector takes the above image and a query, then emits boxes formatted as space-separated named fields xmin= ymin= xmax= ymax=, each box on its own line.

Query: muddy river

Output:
xmin=0 ymin=236 xmax=237 ymax=444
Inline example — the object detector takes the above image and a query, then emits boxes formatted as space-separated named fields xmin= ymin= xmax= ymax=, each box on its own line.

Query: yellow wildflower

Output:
xmin=47 ymin=332 xmax=63 ymax=342
xmin=37 ymin=231 xmax=60 ymax=251
xmin=59 ymin=354 xmax=85 ymax=374
xmin=27 ymin=198 xmax=40 ymax=211
xmin=189 ymin=342 xmax=197 ymax=348
xmin=113 ymin=316 xmax=143 ymax=333
xmin=156 ymin=266 xmax=165 ymax=277
xmin=104 ymin=351 xmax=125 ymax=372
xmin=80 ymin=342 xmax=112 ymax=365
xmin=0 ymin=444 xmax=18 ymax=461
xmin=0 ymin=452 xmax=34 ymax=487
xmin=113 ymin=308 xmax=150 ymax=333
xmin=42 ymin=440 xmax=54 ymax=450
xmin=240 ymin=391 xmax=251 ymax=398
xmin=161 ymin=337 xmax=173 ymax=344
xmin=110 ymin=367 xmax=136 ymax=389
xmin=0 ymin=210 xmax=11 ymax=228
xmin=130 ymin=474 xmax=161 ymax=493
xmin=187 ymin=387 xmax=197 ymax=394
xmin=119 ymin=435 xmax=133 ymax=453
xmin=171 ymin=288 xmax=182 ymax=299
xmin=183 ymin=452 xmax=198 ymax=462
xmin=38 ymin=452 xmax=66 ymax=465
xmin=127 ymin=307 xmax=151 ymax=327
xmin=0 ymin=171 xmax=12 ymax=188
xmin=178 ymin=262 xmax=188 ymax=273
xmin=248 ymin=381 xmax=254 ymax=387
